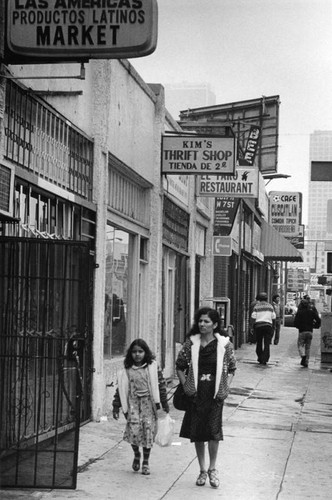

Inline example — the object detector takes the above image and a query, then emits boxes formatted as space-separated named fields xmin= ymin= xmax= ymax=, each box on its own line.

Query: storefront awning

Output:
xmin=261 ymin=220 xmax=303 ymax=262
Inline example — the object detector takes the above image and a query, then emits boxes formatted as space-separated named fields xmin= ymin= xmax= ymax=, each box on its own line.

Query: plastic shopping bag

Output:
xmin=155 ymin=413 xmax=175 ymax=447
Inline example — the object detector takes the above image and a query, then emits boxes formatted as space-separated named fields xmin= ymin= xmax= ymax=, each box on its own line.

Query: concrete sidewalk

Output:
xmin=2 ymin=326 xmax=332 ymax=499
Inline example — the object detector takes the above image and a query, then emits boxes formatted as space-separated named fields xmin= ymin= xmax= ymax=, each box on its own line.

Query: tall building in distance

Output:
xmin=164 ymin=82 xmax=216 ymax=119
xmin=305 ymin=130 xmax=332 ymax=273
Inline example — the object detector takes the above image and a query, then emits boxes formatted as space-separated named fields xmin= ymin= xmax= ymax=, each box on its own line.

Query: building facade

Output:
xmin=304 ymin=130 xmax=332 ymax=274
xmin=307 ymin=130 xmax=332 ymax=241
xmin=0 ymin=59 xmax=216 ymax=430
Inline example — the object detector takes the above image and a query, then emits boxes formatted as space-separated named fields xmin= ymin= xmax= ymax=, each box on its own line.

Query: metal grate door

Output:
xmin=0 ymin=238 xmax=93 ymax=489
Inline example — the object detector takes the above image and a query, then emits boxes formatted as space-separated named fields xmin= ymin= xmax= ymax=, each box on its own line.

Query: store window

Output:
xmin=104 ymin=225 xmax=130 ymax=357
xmin=10 ymin=183 xmax=95 ymax=240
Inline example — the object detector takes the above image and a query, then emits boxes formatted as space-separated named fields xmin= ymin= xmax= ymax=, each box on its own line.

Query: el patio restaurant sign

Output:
xmin=6 ymin=0 xmax=158 ymax=60
xmin=161 ymin=135 xmax=236 ymax=175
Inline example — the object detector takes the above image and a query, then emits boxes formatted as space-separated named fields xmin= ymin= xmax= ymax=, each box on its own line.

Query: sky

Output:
xmin=132 ymin=0 xmax=332 ymax=224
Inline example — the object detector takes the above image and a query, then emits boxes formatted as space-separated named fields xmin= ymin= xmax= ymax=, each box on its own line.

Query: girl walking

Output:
xmin=112 ymin=339 xmax=169 ymax=475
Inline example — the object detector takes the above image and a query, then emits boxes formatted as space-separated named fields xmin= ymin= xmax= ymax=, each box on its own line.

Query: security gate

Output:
xmin=0 ymin=238 xmax=93 ymax=489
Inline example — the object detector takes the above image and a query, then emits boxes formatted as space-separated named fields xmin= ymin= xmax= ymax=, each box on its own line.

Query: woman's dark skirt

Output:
xmin=179 ymin=379 xmax=224 ymax=442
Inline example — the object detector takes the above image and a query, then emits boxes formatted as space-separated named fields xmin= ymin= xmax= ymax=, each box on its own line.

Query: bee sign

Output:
xmin=6 ymin=0 xmax=158 ymax=62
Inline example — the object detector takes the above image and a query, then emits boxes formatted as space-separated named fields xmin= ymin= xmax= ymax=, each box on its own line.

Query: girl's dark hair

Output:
xmin=187 ymin=307 xmax=222 ymax=337
xmin=124 ymin=338 xmax=154 ymax=368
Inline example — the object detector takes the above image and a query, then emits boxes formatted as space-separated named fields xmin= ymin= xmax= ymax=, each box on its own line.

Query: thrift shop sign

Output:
xmin=161 ymin=135 xmax=236 ymax=175
xmin=6 ymin=0 xmax=158 ymax=61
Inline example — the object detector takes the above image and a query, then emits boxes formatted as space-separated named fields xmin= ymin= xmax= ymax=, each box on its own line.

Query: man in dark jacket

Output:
xmin=294 ymin=298 xmax=321 ymax=368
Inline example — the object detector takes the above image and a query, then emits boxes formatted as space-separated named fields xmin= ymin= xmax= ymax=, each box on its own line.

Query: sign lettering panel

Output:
xmin=213 ymin=236 xmax=232 ymax=256
xmin=198 ymin=167 xmax=258 ymax=197
xmin=161 ymin=135 xmax=236 ymax=175
xmin=214 ymin=197 xmax=240 ymax=236
xmin=269 ymin=191 xmax=302 ymax=237
xmin=213 ymin=236 xmax=232 ymax=257
xmin=7 ymin=0 xmax=158 ymax=60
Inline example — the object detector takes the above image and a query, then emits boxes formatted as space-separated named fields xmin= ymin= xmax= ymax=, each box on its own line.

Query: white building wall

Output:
xmin=8 ymin=60 xmax=215 ymax=418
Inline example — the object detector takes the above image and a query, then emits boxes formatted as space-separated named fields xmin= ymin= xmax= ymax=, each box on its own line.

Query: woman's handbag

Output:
xmin=173 ymin=383 xmax=190 ymax=411
xmin=155 ymin=413 xmax=175 ymax=447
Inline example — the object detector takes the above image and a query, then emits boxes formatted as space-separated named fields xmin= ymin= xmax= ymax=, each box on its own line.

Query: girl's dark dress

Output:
xmin=177 ymin=339 xmax=224 ymax=442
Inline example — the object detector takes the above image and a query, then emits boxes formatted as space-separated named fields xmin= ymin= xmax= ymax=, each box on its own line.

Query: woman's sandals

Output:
xmin=208 ymin=468 xmax=220 ymax=488
xmin=196 ymin=470 xmax=208 ymax=486
xmin=196 ymin=469 xmax=219 ymax=488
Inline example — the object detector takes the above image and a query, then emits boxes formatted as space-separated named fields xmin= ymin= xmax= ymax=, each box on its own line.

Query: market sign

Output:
xmin=198 ymin=167 xmax=258 ymax=197
xmin=269 ymin=191 xmax=302 ymax=237
xmin=161 ymin=135 xmax=236 ymax=175
xmin=6 ymin=0 xmax=158 ymax=61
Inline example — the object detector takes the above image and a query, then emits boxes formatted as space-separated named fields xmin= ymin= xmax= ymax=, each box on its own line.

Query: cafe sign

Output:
xmin=269 ymin=191 xmax=302 ymax=237
xmin=6 ymin=0 xmax=158 ymax=61
xmin=161 ymin=135 xmax=236 ymax=175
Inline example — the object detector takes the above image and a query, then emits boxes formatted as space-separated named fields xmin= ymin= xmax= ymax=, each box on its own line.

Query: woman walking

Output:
xmin=176 ymin=307 xmax=236 ymax=488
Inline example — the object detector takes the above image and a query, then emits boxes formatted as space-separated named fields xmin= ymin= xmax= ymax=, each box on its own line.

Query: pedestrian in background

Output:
xmin=272 ymin=294 xmax=281 ymax=345
xmin=176 ymin=307 xmax=236 ymax=489
xmin=248 ymin=294 xmax=259 ymax=344
xmin=251 ymin=292 xmax=276 ymax=365
xmin=303 ymin=294 xmax=319 ymax=315
xmin=112 ymin=339 xmax=169 ymax=475
xmin=294 ymin=298 xmax=321 ymax=368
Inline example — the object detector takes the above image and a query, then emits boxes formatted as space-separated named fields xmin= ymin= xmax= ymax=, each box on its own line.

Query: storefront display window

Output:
xmin=104 ymin=225 xmax=129 ymax=358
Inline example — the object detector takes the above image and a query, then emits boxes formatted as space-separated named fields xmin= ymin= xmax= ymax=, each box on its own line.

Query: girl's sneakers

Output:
xmin=141 ymin=463 xmax=150 ymax=475
xmin=132 ymin=453 xmax=141 ymax=472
